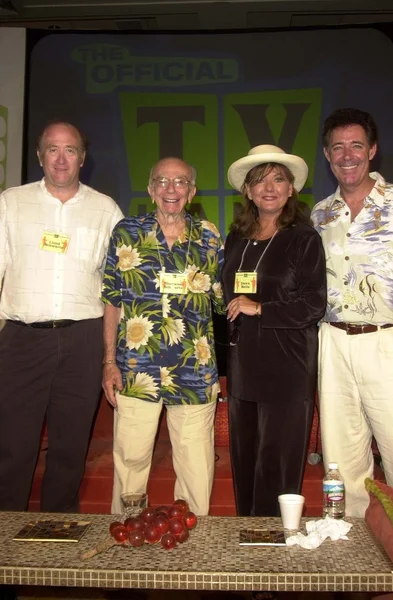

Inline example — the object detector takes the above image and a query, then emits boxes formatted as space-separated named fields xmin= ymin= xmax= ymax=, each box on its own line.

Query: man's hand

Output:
xmin=226 ymin=295 xmax=261 ymax=322
xmin=102 ymin=363 xmax=123 ymax=409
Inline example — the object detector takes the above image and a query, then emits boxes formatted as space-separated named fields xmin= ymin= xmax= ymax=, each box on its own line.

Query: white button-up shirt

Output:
xmin=0 ymin=179 xmax=123 ymax=323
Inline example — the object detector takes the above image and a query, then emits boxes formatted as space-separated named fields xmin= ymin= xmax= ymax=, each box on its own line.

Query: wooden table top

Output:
xmin=0 ymin=512 xmax=392 ymax=593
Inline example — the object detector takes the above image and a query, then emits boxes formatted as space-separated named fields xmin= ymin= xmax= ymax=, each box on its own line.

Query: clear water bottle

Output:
xmin=323 ymin=462 xmax=345 ymax=519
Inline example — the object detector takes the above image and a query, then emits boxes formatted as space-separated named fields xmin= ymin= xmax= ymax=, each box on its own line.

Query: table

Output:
xmin=0 ymin=512 xmax=392 ymax=593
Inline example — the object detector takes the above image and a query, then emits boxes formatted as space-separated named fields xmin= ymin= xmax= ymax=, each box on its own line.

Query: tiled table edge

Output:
xmin=1 ymin=514 xmax=393 ymax=592
xmin=1 ymin=568 xmax=393 ymax=592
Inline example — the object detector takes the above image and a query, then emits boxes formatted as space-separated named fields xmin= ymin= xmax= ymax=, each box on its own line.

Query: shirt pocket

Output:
xmin=75 ymin=227 xmax=101 ymax=265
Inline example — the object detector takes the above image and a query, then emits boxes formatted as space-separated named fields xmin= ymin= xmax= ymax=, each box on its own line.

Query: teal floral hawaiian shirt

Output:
xmin=102 ymin=211 xmax=225 ymax=405
xmin=311 ymin=172 xmax=393 ymax=324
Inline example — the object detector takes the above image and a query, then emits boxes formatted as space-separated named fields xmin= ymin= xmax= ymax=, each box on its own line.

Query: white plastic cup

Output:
xmin=278 ymin=494 xmax=305 ymax=529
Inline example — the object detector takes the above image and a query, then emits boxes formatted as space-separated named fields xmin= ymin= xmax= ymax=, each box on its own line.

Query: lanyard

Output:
xmin=156 ymin=221 xmax=192 ymax=274
xmin=237 ymin=230 xmax=278 ymax=272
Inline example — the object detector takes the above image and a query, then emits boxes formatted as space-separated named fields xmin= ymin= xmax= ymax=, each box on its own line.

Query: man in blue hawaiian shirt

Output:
xmin=311 ymin=108 xmax=393 ymax=517
xmin=102 ymin=157 xmax=225 ymax=515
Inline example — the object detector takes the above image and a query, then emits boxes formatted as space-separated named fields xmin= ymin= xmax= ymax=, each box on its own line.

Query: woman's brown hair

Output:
xmin=230 ymin=162 xmax=307 ymax=239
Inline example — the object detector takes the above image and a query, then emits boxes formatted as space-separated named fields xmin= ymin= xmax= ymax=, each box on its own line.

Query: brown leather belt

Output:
xmin=328 ymin=322 xmax=393 ymax=335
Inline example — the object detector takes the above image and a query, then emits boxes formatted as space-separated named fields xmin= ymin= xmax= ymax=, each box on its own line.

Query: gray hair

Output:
xmin=148 ymin=158 xmax=197 ymax=187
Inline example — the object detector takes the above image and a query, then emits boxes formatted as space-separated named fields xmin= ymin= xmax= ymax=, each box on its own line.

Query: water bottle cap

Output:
xmin=328 ymin=462 xmax=338 ymax=470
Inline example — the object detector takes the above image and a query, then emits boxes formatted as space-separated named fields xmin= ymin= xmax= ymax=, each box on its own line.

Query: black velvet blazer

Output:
xmin=221 ymin=222 xmax=327 ymax=403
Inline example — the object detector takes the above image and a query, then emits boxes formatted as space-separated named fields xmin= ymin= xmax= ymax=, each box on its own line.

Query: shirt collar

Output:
xmin=152 ymin=210 xmax=195 ymax=242
xmin=331 ymin=171 xmax=385 ymax=209
xmin=40 ymin=178 xmax=84 ymax=204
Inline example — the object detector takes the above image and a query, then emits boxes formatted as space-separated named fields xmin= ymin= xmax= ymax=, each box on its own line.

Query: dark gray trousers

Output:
xmin=0 ymin=318 xmax=103 ymax=512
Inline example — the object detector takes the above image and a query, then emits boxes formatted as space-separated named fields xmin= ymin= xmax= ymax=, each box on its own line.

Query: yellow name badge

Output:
xmin=159 ymin=272 xmax=188 ymax=295
xmin=40 ymin=231 xmax=70 ymax=254
xmin=234 ymin=272 xmax=257 ymax=294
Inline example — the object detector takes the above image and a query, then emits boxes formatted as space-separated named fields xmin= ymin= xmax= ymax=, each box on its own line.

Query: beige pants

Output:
xmin=318 ymin=322 xmax=393 ymax=517
xmin=111 ymin=395 xmax=216 ymax=515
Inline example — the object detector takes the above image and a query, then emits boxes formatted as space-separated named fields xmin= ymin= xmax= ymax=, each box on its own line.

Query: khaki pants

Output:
xmin=111 ymin=395 xmax=216 ymax=515
xmin=318 ymin=322 xmax=393 ymax=517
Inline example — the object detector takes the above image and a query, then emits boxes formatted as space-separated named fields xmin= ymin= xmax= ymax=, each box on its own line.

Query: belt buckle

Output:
xmin=347 ymin=323 xmax=370 ymax=335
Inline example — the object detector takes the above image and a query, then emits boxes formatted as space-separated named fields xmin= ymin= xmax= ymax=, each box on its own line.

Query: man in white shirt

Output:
xmin=0 ymin=120 xmax=123 ymax=512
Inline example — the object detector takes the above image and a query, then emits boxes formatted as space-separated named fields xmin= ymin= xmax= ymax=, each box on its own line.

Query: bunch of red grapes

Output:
xmin=109 ymin=499 xmax=198 ymax=551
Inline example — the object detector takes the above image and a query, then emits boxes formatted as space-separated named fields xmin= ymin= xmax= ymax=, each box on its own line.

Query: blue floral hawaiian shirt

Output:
xmin=102 ymin=211 xmax=225 ymax=405
xmin=311 ymin=172 xmax=393 ymax=324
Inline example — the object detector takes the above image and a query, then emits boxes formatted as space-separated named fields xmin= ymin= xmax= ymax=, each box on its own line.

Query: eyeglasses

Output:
xmin=229 ymin=314 xmax=243 ymax=347
xmin=229 ymin=327 xmax=240 ymax=347
xmin=153 ymin=177 xmax=191 ymax=189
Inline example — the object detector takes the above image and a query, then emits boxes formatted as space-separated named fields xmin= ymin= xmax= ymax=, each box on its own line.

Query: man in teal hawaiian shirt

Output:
xmin=102 ymin=157 xmax=225 ymax=515
xmin=311 ymin=108 xmax=393 ymax=517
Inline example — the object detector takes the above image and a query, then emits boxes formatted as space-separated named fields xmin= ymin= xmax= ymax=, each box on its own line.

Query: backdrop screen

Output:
xmin=27 ymin=27 xmax=393 ymax=232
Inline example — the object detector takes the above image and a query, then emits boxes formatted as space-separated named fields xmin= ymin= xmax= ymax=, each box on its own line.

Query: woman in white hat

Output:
xmin=222 ymin=145 xmax=327 ymax=527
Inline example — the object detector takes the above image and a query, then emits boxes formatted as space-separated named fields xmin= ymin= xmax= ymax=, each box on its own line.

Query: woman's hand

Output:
xmin=226 ymin=295 xmax=261 ymax=322
xmin=102 ymin=363 xmax=123 ymax=409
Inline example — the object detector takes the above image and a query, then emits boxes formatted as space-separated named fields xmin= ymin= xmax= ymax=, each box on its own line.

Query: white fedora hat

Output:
xmin=227 ymin=144 xmax=308 ymax=193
